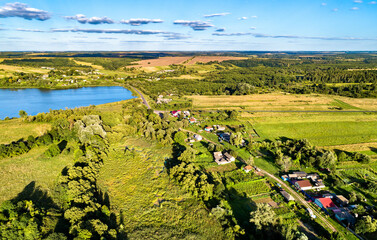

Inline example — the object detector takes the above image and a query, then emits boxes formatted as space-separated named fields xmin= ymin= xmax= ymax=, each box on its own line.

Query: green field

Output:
xmin=232 ymin=179 xmax=271 ymax=197
xmin=253 ymin=114 xmax=377 ymax=146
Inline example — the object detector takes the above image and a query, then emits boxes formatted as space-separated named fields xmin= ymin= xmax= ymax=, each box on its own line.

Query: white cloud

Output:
xmin=321 ymin=3 xmax=327 ymax=6
xmin=173 ymin=20 xmax=213 ymax=31
xmin=332 ymin=8 xmax=339 ymax=11
xmin=350 ymin=7 xmax=359 ymax=10
xmin=354 ymin=0 xmax=363 ymax=3
xmin=64 ymin=14 xmax=114 ymax=24
xmin=251 ymin=16 xmax=258 ymax=18
xmin=250 ymin=27 xmax=256 ymax=30
xmin=204 ymin=12 xmax=230 ymax=18
xmin=238 ymin=17 xmax=248 ymax=20
xmin=0 ymin=2 xmax=50 ymax=21
xmin=215 ymin=28 xmax=225 ymax=32
xmin=121 ymin=18 xmax=163 ymax=26
xmin=16 ymin=28 xmax=45 ymax=32
xmin=369 ymin=1 xmax=376 ymax=4
xmin=51 ymin=28 xmax=167 ymax=35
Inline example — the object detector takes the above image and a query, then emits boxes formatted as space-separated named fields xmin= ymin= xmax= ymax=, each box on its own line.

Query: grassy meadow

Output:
xmin=0 ymin=119 xmax=50 ymax=144
xmin=0 ymin=146 xmax=74 ymax=203
xmin=98 ymin=137 xmax=226 ymax=239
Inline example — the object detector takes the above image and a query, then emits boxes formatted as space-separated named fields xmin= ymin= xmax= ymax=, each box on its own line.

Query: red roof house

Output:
xmin=315 ymin=198 xmax=337 ymax=209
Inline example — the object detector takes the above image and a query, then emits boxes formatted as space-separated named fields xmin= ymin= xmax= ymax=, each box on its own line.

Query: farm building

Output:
xmin=312 ymin=179 xmax=326 ymax=189
xmin=307 ymin=173 xmax=320 ymax=181
xmin=294 ymin=180 xmax=312 ymax=191
xmin=280 ymin=190 xmax=295 ymax=201
xmin=243 ymin=165 xmax=253 ymax=173
xmin=333 ymin=208 xmax=355 ymax=225
xmin=213 ymin=151 xmax=235 ymax=165
xmin=315 ymin=198 xmax=337 ymax=210
xmin=335 ymin=195 xmax=349 ymax=206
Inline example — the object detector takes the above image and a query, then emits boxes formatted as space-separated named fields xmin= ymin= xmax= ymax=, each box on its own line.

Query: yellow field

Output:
xmin=188 ymin=93 xmax=377 ymax=111
xmin=72 ymin=59 xmax=104 ymax=70
xmin=0 ymin=63 xmax=49 ymax=74
xmin=323 ymin=142 xmax=377 ymax=152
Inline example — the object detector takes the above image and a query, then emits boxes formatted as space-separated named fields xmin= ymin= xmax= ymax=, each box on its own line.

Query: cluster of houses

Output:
xmin=213 ymin=151 xmax=235 ymax=165
xmin=204 ymin=125 xmax=226 ymax=132
xmin=281 ymin=171 xmax=325 ymax=191
xmin=171 ymin=110 xmax=198 ymax=124
xmin=282 ymin=171 xmax=356 ymax=225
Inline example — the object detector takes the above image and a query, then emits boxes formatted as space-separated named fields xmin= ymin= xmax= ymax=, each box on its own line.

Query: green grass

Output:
xmin=0 ymin=146 xmax=74 ymax=204
xmin=331 ymin=99 xmax=363 ymax=110
xmin=254 ymin=121 xmax=377 ymax=146
xmin=97 ymin=137 xmax=226 ymax=239
xmin=0 ymin=119 xmax=51 ymax=144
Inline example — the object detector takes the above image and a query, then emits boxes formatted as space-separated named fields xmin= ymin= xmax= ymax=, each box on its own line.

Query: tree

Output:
xmin=249 ymin=203 xmax=276 ymax=230
xmin=19 ymin=110 xmax=27 ymax=118
xmin=355 ymin=216 xmax=377 ymax=234
xmin=174 ymin=131 xmax=187 ymax=145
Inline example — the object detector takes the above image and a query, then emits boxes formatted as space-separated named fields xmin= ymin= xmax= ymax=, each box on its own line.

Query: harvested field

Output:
xmin=323 ymin=142 xmax=377 ymax=152
xmin=0 ymin=64 xmax=49 ymax=74
xmin=129 ymin=56 xmax=192 ymax=67
xmin=184 ymin=56 xmax=248 ymax=65
xmin=188 ymin=93 xmax=370 ymax=111
xmin=129 ymin=55 xmax=248 ymax=68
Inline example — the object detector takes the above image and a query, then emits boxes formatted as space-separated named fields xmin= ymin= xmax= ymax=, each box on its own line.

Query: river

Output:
xmin=0 ymin=86 xmax=135 ymax=119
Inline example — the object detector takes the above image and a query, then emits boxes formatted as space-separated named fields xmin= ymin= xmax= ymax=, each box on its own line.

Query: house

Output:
xmin=189 ymin=118 xmax=197 ymax=124
xmin=193 ymin=134 xmax=202 ymax=141
xmin=214 ymin=152 xmax=235 ymax=165
xmin=335 ymin=195 xmax=349 ymax=206
xmin=243 ymin=165 xmax=253 ymax=173
xmin=315 ymin=198 xmax=337 ymax=210
xmin=204 ymin=126 xmax=213 ymax=132
xmin=333 ymin=208 xmax=355 ymax=225
xmin=280 ymin=190 xmax=295 ymax=201
xmin=218 ymin=132 xmax=231 ymax=142
xmin=294 ymin=180 xmax=312 ymax=191
xmin=171 ymin=110 xmax=181 ymax=117
xmin=183 ymin=111 xmax=190 ymax=117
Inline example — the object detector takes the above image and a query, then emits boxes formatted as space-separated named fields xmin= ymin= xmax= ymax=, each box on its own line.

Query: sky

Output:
xmin=0 ymin=0 xmax=376 ymax=51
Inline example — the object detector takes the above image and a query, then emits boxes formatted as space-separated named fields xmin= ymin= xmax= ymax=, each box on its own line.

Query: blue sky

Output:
xmin=0 ymin=0 xmax=376 ymax=51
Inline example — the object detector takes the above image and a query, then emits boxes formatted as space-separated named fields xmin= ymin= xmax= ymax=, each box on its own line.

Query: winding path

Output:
xmin=131 ymin=86 xmax=151 ymax=109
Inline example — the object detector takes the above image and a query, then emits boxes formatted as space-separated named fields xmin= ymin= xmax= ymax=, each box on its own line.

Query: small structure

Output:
xmin=335 ymin=195 xmax=349 ymax=206
xmin=312 ymin=179 xmax=326 ymax=189
xmin=315 ymin=198 xmax=337 ymax=210
xmin=204 ymin=126 xmax=213 ymax=132
xmin=280 ymin=190 xmax=295 ymax=201
xmin=189 ymin=118 xmax=197 ymax=124
xmin=307 ymin=208 xmax=316 ymax=219
xmin=293 ymin=171 xmax=308 ymax=179
xmin=281 ymin=175 xmax=289 ymax=181
xmin=213 ymin=151 xmax=235 ymax=165
xmin=193 ymin=134 xmax=202 ymax=141
xmin=294 ymin=180 xmax=312 ymax=191
xmin=243 ymin=165 xmax=253 ymax=173
xmin=214 ymin=125 xmax=226 ymax=131
xmin=307 ymin=173 xmax=320 ymax=181
xmin=322 ymin=193 xmax=334 ymax=199
xmin=288 ymin=173 xmax=298 ymax=179
xmin=183 ymin=111 xmax=190 ymax=117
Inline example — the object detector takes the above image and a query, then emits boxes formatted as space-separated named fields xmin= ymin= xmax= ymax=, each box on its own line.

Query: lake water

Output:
xmin=0 ymin=86 xmax=135 ymax=119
